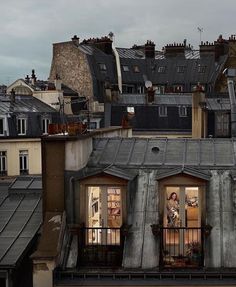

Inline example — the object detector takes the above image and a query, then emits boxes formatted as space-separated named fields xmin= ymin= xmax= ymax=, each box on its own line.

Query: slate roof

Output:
xmin=87 ymin=138 xmax=236 ymax=169
xmin=0 ymin=95 xmax=57 ymax=114
xmin=0 ymin=177 xmax=42 ymax=267
xmin=113 ymin=93 xmax=230 ymax=110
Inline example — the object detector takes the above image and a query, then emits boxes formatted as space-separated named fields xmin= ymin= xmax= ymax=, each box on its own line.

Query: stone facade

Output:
xmin=49 ymin=41 xmax=94 ymax=107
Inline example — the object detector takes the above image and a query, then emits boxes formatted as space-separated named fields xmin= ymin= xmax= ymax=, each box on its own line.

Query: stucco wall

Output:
xmin=33 ymin=260 xmax=55 ymax=287
xmin=0 ymin=139 xmax=41 ymax=176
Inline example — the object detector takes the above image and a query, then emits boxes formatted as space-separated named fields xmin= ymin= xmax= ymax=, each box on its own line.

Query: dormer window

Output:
xmin=179 ymin=106 xmax=187 ymax=117
xmin=198 ymin=65 xmax=206 ymax=73
xmin=177 ymin=66 xmax=186 ymax=73
xmin=17 ymin=117 xmax=27 ymax=135
xmin=158 ymin=106 xmax=167 ymax=117
xmin=42 ymin=117 xmax=51 ymax=134
xmin=122 ymin=65 xmax=129 ymax=72
xmin=98 ymin=63 xmax=107 ymax=71
xmin=158 ymin=66 xmax=166 ymax=73
xmin=133 ymin=65 xmax=140 ymax=73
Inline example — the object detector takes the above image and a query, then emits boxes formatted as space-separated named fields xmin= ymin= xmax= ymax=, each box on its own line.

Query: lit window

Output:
xmin=17 ymin=118 xmax=27 ymax=135
xmin=122 ymin=65 xmax=129 ymax=72
xmin=158 ymin=66 xmax=166 ymax=73
xmin=158 ymin=106 xmax=167 ymax=117
xmin=179 ymin=106 xmax=187 ymax=117
xmin=0 ymin=151 xmax=7 ymax=176
xmin=42 ymin=118 xmax=51 ymax=134
xmin=19 ymin=150 xmax=28 ymax=175
xmin=127 ymin=106 xmax=135 ymax=113
xmin=133 ymin=65 xmax=140 ymax=73
xmin=98 ymin=63 xmax=107 ymax=71
xmin=177 ymin=66 xmax=186 ymax=73
xmin=0 ymin=118 xmax=4 ymax=135
xmin=174 ymin=85 xmax=184 ymax=93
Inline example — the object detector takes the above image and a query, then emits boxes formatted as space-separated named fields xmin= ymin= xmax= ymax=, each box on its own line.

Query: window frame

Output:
xmin=122 ymin=65 xmax=129 ymax=72
xmin=133 ymin=65 xmax=140 ymax=73
xmin=19 ymin=150 xmax=29 ymax=175
xmin=177 ymin=66 xmax=186 ymax=73
xmin=158 ymin=106 xmax=168 ymax=117
xmin=0 ymin=151 xmax=7 ymax=176
xmin=179 ymin=106 xmax=188 ymax=117
xmin=17 ymin=117 xmax=27 ymax=135
xmin=42 ymin=117 xmax=51 ymax=134
xmin=98 ymin=63 xmax=107 ymax=71
xmin=157 ymin=66 xmax=166 ymax=73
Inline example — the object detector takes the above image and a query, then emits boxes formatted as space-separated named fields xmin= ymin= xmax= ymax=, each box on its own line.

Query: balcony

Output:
xmin=77 ymin=227 xmax=124 ymax=267
xmin=160 ymin=227 xmax=204 ymax=268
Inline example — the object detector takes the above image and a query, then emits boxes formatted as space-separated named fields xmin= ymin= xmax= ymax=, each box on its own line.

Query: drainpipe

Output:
xmin=223 ymin=68 xmax=236 ymax=137
xmin=112 ymin=44 xmax=122 ymax=93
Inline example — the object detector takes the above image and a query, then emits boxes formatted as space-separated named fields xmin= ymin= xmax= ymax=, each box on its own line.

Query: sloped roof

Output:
xmin=88 ymin=138 xmax=236 ymax=169
xmin=113 ymin=93 xmax=230 ymax=110
xmin=0 ymin=95 xmax=57 ymax=114
xmin=0 ymin=178 xmax=42 ymax=267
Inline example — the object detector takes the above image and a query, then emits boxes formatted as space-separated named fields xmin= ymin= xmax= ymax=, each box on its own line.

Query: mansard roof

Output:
xmin=87 ymin=138 xmax=236 ymax=169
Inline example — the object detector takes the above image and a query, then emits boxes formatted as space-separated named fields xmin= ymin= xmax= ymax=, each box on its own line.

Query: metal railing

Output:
xmin=160 ymin=227 xmax=203 ymax=268
xmin=77 ymin=227 xmax=123 ymax=267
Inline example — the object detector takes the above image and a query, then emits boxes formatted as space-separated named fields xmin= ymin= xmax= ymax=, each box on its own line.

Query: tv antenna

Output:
xmin=197 ymin=27 xmax=203 ymax=44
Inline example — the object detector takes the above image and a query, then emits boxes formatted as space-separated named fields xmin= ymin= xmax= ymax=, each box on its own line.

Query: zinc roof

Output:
xmin=88 ymin=138 xmax=236 ymax=169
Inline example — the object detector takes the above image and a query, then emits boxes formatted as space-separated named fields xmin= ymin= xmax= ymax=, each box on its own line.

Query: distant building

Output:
xmin=48 ymin=34 xmax=236 ymax=134
xmin=0 ymin=94 xmax=59 ymax=177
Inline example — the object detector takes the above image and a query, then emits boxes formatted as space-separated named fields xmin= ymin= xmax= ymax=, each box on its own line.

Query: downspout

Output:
xmin=227 ymin=78 xmax=236 ymax=137
xmin=112 ymin=45 xmax=122 ymax=93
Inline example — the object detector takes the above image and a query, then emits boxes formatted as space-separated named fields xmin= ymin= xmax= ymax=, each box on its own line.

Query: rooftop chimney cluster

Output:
xmin=25 ymin=69 xmax=37 ymax=85
xmin=81 ymin=36 xmax=113 ymax=55
xmin=144 ymin=40 xmax=155 ymax=58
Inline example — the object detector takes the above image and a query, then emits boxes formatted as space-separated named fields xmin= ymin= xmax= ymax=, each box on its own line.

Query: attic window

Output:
xmin=99 ymin=63 xmax=107 ymax=71
xmin=158 ymin=66 xmax=166 ymax=73
xmin=198 ymin=65 xmax=206 ymax=73
xmin=177 ymin=66 xmax=186 ymax=73
xmin=122 ymin=65 xmax=129 ymax=72
xmin=133 ymin=65 xmax=140 ymax=73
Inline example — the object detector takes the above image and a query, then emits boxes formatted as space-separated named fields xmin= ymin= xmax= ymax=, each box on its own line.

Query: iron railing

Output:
xmin=160 ymin=227 xmax=203 ymax=268
xmin=77 ymin=227 xmax=123 ymax=267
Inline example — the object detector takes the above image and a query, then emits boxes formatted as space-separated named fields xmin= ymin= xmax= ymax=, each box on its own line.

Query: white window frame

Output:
xmin=17 ymin=118 xmax=27 ymax=135
xmin=179 ymin=106 xmax=187 ymax=117
xmin=158 ymin=106 xmax=168 ymax=117
xmin=122 ymin=65 xmax=129 ymax=72
xmin=42 ymin=118 xmax=51 ymax=134
xmin=19 ymin=150 xmax=29 ymax=175
xmin=0 ymin=151 xmax=7 ymax=176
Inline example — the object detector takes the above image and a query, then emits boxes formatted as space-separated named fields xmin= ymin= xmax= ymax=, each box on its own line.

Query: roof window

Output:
xmin=98 ymin=63 xmax=107 ymax=71
xmin=133 ymin=65 xmax=140 ymax=73
xmin=122 ymin=65 xmax=129 ymax=72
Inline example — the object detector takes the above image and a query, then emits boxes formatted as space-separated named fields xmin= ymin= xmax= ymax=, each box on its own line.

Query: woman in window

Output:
xmin=166 ymin=192 xmax=180 ymax=227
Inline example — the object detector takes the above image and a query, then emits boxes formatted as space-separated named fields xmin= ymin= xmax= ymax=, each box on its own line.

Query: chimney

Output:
xmin=71 ymin=35 xmax=80 ymax=46
xmin=145 ymin=40 xmax=155 ymax=58
xmin=214 ymin=34 xmax=228 ymax=60
xmin=31 ymin=69 xmax=37 ymax=85
xmin=10 ymin=89 xmax=15 ymax=103
xmin=25 ymin=75 xmax=30 ymax=84
xmin=164 ymin=43 xmax=185 ymax=57
xmin=82 ymin=36 xmax=113 ymax=55
xmin=199 ymin=41 xmax=215 ymax=57
xmin=54 ymin=74 xmax=62 ymax=91
xmin=192 ymin=83 xmax=207 ymax=139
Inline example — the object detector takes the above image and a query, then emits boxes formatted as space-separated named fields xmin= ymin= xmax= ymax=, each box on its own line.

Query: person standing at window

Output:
xmin=167 ymin=192 xmax=180 ymax=227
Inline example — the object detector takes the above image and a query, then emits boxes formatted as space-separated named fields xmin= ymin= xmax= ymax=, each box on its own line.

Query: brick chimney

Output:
xmin=145 ymin=40 xmax=155 ymax=58
xmin=82 ymin=36 xmax=113 ymax=55
xmin=71 ymin=35 xmax=80 ymax=46
xmin=200 ymin=35 xmax=228 ymax=60
xmin=164 ymin=43 xmax=185 ymax=57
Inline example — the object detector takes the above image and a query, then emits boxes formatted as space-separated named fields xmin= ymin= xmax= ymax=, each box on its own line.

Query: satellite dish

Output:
xmin=145 ymin=80 xmax=153 ymax=89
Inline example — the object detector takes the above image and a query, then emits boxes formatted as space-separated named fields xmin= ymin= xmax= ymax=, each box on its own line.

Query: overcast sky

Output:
xmin=0 ymin=0 xmax=236 ymax=85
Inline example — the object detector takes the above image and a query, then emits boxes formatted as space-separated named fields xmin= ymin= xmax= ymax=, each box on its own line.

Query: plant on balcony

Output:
xmin=186 ymin=241 xmax=201 ymax=264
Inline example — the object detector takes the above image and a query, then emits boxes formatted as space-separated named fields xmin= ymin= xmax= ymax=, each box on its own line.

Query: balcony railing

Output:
xmin=77 ymin=227 xmax=124 ymax=267
xmin=160 ymin=227 xmax=204 ymax=268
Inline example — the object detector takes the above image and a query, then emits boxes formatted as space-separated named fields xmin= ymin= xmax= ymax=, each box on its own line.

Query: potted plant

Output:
xmin=186 ymin=241 xmax=201 ymax=264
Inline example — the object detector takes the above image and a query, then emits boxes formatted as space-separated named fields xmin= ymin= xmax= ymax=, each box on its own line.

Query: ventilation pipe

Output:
xmin=223 ymin=68 xmax=236 ymax=137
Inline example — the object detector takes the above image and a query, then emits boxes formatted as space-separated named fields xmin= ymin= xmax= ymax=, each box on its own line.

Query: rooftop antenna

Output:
xmin=197 ymin=27 xmax=203 ymax=44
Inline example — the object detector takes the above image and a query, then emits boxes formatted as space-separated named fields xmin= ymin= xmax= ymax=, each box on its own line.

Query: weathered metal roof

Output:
xmin=113 ymin=94 xmax=230 ymax=110
xmin=0 ymin=179 xmax=42 ymax=267
xmin=0 ymin=95 xmax=57 ymax=114
xmin=88 ymin=138 xmax=236 ymax=169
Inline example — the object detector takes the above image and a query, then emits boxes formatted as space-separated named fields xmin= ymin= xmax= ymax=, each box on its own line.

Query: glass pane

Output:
xmin=165 ymin=187 xmax=180 ymax=228
xmin=107 ymin=188 xmax=121 ymax=228
xmin=88 ymin=187 xmax=101 ymax=228
xmin=185 ymin=187 xmax=199 ymax=228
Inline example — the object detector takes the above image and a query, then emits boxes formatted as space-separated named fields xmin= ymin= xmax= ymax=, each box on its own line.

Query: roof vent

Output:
xmin=151 ymin=146 xmax=160 ymax=153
